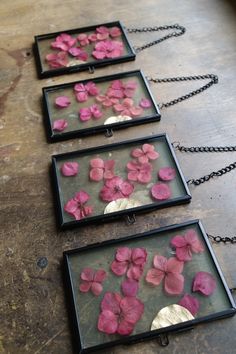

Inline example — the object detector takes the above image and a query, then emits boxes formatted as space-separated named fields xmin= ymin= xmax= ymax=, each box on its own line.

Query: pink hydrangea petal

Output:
xmin=116 ymin=247 xmax=131 ymax=262
xmin=120 ymin=297 xmax=144 ymax=324
xmin=137 ymin=155 xmax=149 ymax=164
xmin=96 ymin=25 xmax=110 ymax=34
xmin=164 ymin=273 xmax=184 ymax=295
xmin=91 ymin=282 xmax=103 ymax=296
xmin=178 ymin=294 xmax=200 ymax=316
xmin=127 ymin=264 xmax=143 ymax=280
xmin=147 ymin=150 xmax=160 ymax=160
xmin=153 ymin=255 xmax=168 ymax=271
xmin=46 ymin=51 xmax=68 ymax=68
xmin=175 ymin=246 xmax=193 ymax=262
xmin=94 ymin=269 xmax=107 ymax=282
xmin=113 ymin=103 xmax=125 ymax=112
xmin=185 ymin=230 xmax=204 ymax=253
xmin=95 ymin=94 xmax=106 ymax=103
xmin=88 ymin=33 xmax=97 ymax=42
xmin=55 ymin=96 xmax=71 ymax=108
xmin=79 ymin=107 xmax=91 ymax=121
xmin=89 ymin=168 xmax=104 ymax=181
xmin=80 ymin=267 xmax=94 ymax=281
xmin=129 ymin=106 xmax=143 ymax=117
xmin=121 ymin=279 xmax=139 ymax=297
xmin=119 ymin=180 xmax=134 ymax=196
xmin=90 ymin=158 xmax=104 ymax=168
xmin=192 ymin=272 xmax=216 ymax=296
xmin=101 ymin=292 xmax=121 ymax=313
xmin=110 ymin=26 xmax=122 ymax=37
xmin=111 ymin=80 xmax=123 ymax=89
xmin=61 ymin=162 xmax=79 ymax=176
xmin=76 ymin=92 xmax=88 ymax=102
xmin=98 ymin=310 xmax=118 ymax=334
xmin=79 ymin=281 xmax=91 ymax=292
xmin=138 ymin=171 xmax=152 ymax=183
xmin=171 ymin=235 xmax=188 ymax=248
xmin=131 ymin=148 xmax=143 ymax=158
xmin=100 ymin=185 xmax=115 ymax=201
xmin=131 ymin=248 xmax=147 ymax=265
xmin=151 ymin=183 xmax=171 ymax=200
xmin=146 ymin=268 xmax=165 ymax=286
xmin=158 ymin=167 xmax=176 ymax=181
xmin=117 ymin=320 xmax=134 ymax=336
xmin=139 ymin=98 xmax=152 ymax=108
xmin=166 ymin=257 xmax=184 ymax=273
xmin=124 ymin=88 xmax=136 ymax=98
xmin=74 ymin=190 xmax=90 ymax=204
xmin=53 ymin=119 xmax=68 ymax=132
xmin=127 ymin=171 xmax=139 ymax=181
xmin=111 ymin=260 xmax=128 ymax=276
xmin=90 ymin=104 xmax=103 ymax=119
xmin=104 ymin=159 xmax=115 ymax=170
xmin=92 ymin=50 xmax=106 ymax=60
xmin=64 ymin=199 xmax=78 ymax=215
xmin=74 ymin=83 xmax=86 ymax=92
xmin=81 ymin=205 xmax=93 ymax=218
xmin=85 ymin=81 xmax=99 ymax=96
xmin=68 ymin=47 xmax=82 ymax=56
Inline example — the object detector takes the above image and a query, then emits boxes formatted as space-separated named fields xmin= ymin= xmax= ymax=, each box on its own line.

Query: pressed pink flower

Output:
xmin=158 ymin=167 xmax=176 ymax=181
xmin=89 ymin=158 xmax=115 ymax=181
xmin=74 ymin=81 xmax=99 ymax=102
xmin=100 ymin=176 xmax=134 ymax=202
xmin=61 ymin=162 xmax=79 ymax=176
xmin=64 ymin=190 xmax=93 ymax=220
xmin=111 ymin=247 xmax=147 ymax=280
xmin=55 ymin=96 xmax=71 ymax=108
xmin=96 ymin=26 xmax=110 ymax=40
xmin=178 ymin=294 xmax=200 ymax=316
xmin=146 ymin=255 xmax=184 ymax=295
xmin=90 ymin=104 xmax=103 ymax=119
xmin=79 ymin=268 xmax=107 ymax=296
xmin=139 ymin=98 xmax=152 ymax=108
xmin=110 ymin=26 xmax=122 ymax=37
xmin=123 ymin=81 xmax=138 ymax=98
xmin=88 ymin=33 xmax=98 ymax=42
xmin=96 ymin=94 xmax=119 ymax=107
xmin=126 ymin=160 xmax=152 ymax=183
xmin=121 ymin=278 xmax=139 ymax=297
xmin=51 ymin=33 xmax=76 ymax=51
xmin=77 ymin=33 xmax=89 ymax=46
xmin=84 ymin=81 xmax=100 ymax=96
xmin=113 ymin=98 xmax=143 ymax=117
xmin=192 ymin=272 xmax=216 ymax=296
xmin=92 ymin=40 xmax=124 ymax=60
xmin=131 ymin=144 xmax=159 ymax=163
xmin=79 ymin=107 xmax=91 ymax=121
xmin=171 ymin=229 xmax=204 ymax=262
xmin=98 ymin=292 xmax=144 ymax=335
xmin=52 ymin=119 xmax=68 ymax=132
xmin=46 ymin=52 xmax=68 ymax=68
xmin=151 ymin=183 xmax=171 ymax=200
xmin=68 ymin=47 xmax=88 ymax=61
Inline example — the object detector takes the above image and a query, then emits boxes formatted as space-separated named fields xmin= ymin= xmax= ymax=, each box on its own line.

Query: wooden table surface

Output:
xmin=1 ymin=0 xmax=236 ymax=353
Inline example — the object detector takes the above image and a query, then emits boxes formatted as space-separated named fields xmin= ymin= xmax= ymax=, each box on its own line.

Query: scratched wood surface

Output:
xmin=1 ymin=0 xmax=236 ymax=353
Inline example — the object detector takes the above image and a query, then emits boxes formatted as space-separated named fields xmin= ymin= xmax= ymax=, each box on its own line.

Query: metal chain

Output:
xmin=126 ymin=24 xmax=186 ymax=53
xmin=207 ymin=234 xmax=236 ymax=244
xmin=147 ymin=74 xmax=218 ymax=109
xmin=172 ymin=142 xmax=236 ymax=153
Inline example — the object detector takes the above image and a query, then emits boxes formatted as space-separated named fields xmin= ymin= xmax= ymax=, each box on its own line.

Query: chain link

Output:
xmin=126 ymin=24 xmax=186 ymax=53
xmin=147 ymin=74 xmax=218 ymax=109
xmin=172 ymin=142 xmax=236 ymax=153
xmin=207 ymin=234 xmax=236 ymax=244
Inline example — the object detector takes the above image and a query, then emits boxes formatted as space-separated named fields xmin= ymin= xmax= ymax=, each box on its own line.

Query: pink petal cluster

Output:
xmin=64 ymin=190 xmax=93 ymax=220
xmin=46 ymin=52 xmax=68 ymax=68
xmin=146 ymin=255 xmax=184 ymax=295
xmin=192 ymin=271 xmax=216 ymax=296
xmin=79 ymin=104 xmax=102 ymax=122
xmin=96 ymin=26 xmax=122 ymax=40
xmin=92 ymin=40 xmax=124 ymax=60
xmin=68 ymin=47 xmax=88 ymax=61
xmin=139 ymin=98 xmax=152 ymax=108
xmin=171 ymin=229 xmax=204 ymax=262
xmin=100 ymin=176 xmax=134 ymax=202
xmin=178 ymin=294 xmax=200 ymax=316
xmin=111 ymin=247 xmax=147 ymax=281
xmin=107 ymin=80 xmax=137 ymax=99
xmin=80 ymin=268 xmax=107 ymax=296
xmin=74 ymin=81 xmax=99 ymax=102
xmin=77 ymin=33 xmax=98 ymax=46
xmin=89 ymin=158 xmax=115 ymax=181
xmin=151 ymin=183 xmax=171 ymax=200
xmin=98 ymin=292 xmax=144 ymax=335
xmin=113 ymin=98 xmax=143 ymax=117
xmin=52 ymin=119 xmax=68 ymax=132
xmin=96 ymin=94 xmax=119 ymax=107
xmin=121 ymin=278 xmax=139 ymax=297
xmin=127 ymin=161 xmax=153 ymax=183
xmin=55 ymin=96 xmax=71 ymax=108
xmin=61 ymin=162 xmax=79 ymax=176
xmin=131 ymin=144 xmax=159 ymax=163
xmin=51 ymin=33 xmax=76 ymax=51
xmin=158 ymin=167 xmax=176 ymax=181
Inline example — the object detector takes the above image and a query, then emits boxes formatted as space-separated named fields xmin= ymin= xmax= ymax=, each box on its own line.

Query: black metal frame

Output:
xmin=42 ymin=69 xmax=161 ymax=142
xmin=34 ymin=21 xmax=135 ymax=79
xmin=63 ymin=219 xmax=236 ymax=353
xmin=51 ymin=133 xmax=191 ymax=230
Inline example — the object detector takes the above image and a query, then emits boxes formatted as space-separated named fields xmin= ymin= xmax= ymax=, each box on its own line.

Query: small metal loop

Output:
xmin=157 ymin=333 xmax=169 ymax=347
xmin=105 ymin=128 xmax=113 ymax=138
xmin=88 ymin=66 xmax=95 ymax=74
xmin=126 ymin=214 xmax=136 ymax=225
xmin=171 ymin=141 xmax=180 ymax=149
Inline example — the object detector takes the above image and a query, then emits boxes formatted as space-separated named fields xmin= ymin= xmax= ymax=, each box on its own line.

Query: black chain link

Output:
xmin=147 ymin=74 xmax=218 ymax=109
xmin=172 ymin=142 xmax=236 ymax=153
xmin=207 ymin=234 xmax=236 ymax=244
xmin=126 ymin=24 xmax=186 ymax=53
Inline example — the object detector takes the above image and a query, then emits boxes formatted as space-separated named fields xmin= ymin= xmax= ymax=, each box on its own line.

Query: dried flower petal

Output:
xmin=77 ymin=33 xmax=89 ymax=46
xmin=192 ymin=271 xmax=216 ymax=296
xmin=131 ymin=144 xmax=159 ymax=163
xmin=79 ymin=107 xmax=91 ymax=121
xmin=171 ymin=229 xmax=204 ymax=262
xmin=151 ymin=183 xmax=171 ymax=200
xmin=121 ymin=279 xmax=139 ymax=297
xmin=92 ymin=40 xmax=124 ymax=60
xmin=52 ymin=119 xmax=68 ymax=132
xmin=110 ymin=26 xmax=122 ymax=37
xmin=139 ymin=98 xmax=152 ymax=108
xmin=158 ymin=167 xmax=176 ymax=181
xmin=55 ymin=96 xmax=71 ymax=108
xmin=61 ymin=162 xmax=79 ymax=176
xmin=178 ymin=294 xmax=200 ymax=316
xmin=90 ymin=104 xmax=103 ymax=119
xmin=64 ymin=190 xmax=93 ymax=220
xmin=46 ymin=51 xmax=68 ymax=68
xmin=68 ymin=47 xmax=88 ymax=61
xmin=100 ymin=176 xmax=134 ymax=202
xmin=80 ymin=267 xmax=106 ymax=296
xmin=127 ymin=160 xmax=152 ymax=183
xmin=51 ymin=33 xmax=76 ymax=51
xmin=89 ymin=158 xmax=114 ymax=181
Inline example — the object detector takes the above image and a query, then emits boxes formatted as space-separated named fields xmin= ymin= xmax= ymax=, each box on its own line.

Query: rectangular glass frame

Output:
xmin=43 ymin=70 xmax=160 ymax=142
xmin=34 ymin=21 xmax=135 ymax=78
xmin=51 ymin=134 xmax=191 ymax=229
xmin=63 ymin=219 xmax=236 ymax=353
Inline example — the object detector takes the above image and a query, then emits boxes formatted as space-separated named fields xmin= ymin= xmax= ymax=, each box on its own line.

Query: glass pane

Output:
xmin=52 ymin=135 xmax=190 ymax=227
xmin=44 ymin=71 xmax=160 ymax=140
xmin=65 ymin=221 xmax=234 ymax=351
